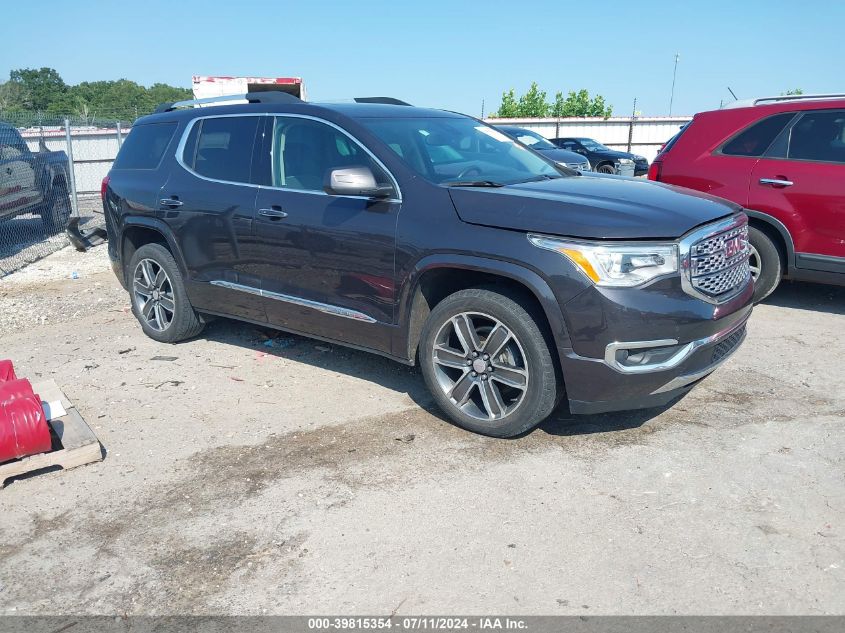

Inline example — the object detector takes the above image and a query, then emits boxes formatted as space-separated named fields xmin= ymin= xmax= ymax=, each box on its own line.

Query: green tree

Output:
xmin=0 ymin=81 xmax=33 ymax=113
xmin=8 ymin=67 xmax=67 ymax=111
xmin=782 ymin=88 xmax=804 ymax=95
xmin=517 ymin=82 xmax=549 ymax=117
xmin=554 ymin=89 xmax=613 ymax=118
xmin=494 ymin=84 xmax=612 ymax=119
xmin=1 ymin=67 xmax=193 ymax=121
xmin=494 ymin=89 xmax=519 ymax=117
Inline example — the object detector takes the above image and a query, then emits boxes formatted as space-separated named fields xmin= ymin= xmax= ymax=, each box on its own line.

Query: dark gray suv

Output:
xmin=103 ymin=93 xmax=753 ymax=437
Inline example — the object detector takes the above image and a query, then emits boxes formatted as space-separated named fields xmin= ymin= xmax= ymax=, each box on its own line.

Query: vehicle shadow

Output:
xmin=762 ymin=280 xmax=845 ymax=315
xmin=197 ymin=317 xmax=678 ymax=439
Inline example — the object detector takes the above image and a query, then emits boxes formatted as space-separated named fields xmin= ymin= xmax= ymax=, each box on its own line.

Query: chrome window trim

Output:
xmin=679 ymin=213 xmax=750 ymax=304
xmin=210 ymin=280 xmax=377 ymax=323
xmin=174 ymin=112 xmax=402 ymax=203
xmin=604 ymin=313 xmax=749 ymax=375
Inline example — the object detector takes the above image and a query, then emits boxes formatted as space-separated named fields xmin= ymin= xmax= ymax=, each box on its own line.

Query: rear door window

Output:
xmin=787 ymin=110 xmax=845 ymax=163
xmin=190 ymin=116 xmax=261 ymax=184
xmin=720 ymin=113 xmax=796 ymax=157
xmin=113 ymin=122 xmax=177 ymax=170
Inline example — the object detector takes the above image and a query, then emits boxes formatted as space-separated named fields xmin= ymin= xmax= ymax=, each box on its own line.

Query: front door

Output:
xmin=0 ymin=128 xmax=41 ymax=218
xmin=251 ymin=115 xmax=400 ymax=350
xmin=749 ymin=109 xmax=845 ymax=268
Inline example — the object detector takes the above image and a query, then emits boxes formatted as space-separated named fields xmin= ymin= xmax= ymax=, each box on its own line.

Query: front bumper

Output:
xmin=634 ymin=161 xmax=649 ymax=176
xmin=557 ymin=274 xmax=753 ymax=415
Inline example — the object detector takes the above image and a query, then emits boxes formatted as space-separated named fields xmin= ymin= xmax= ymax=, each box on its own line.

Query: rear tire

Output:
xmin=42 ymin=186 xmax=71 ymax=233
xmin=419 ymin=288 xmax=560 ymax=438
xmin=748 ymin=226 xmax=783 ymax=303
xmin=127 ymin=243 xmax=204 ymax=343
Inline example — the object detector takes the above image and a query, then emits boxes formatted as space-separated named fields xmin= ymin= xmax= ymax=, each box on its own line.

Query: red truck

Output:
xmin=649 ymin=94 xmax=845 ymax=302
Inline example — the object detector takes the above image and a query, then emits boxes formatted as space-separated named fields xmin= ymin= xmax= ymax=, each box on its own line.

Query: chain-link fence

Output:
xmin=0 ymin=112 xmax=130 ymax=277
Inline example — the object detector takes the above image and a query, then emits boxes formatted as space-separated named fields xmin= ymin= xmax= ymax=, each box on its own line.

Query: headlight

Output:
xmin=617 ymin=158 xmax=634 ymax=165
xmin=528 ymin=235 xmax=678 ymax=287
xmin=633 ymin=155 xmax=646 ymax=161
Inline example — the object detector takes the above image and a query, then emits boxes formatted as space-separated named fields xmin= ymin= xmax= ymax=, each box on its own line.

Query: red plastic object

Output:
xmin=0 ymin=360 xmax=16 ymax=383
xmin=0 ymin=378 xmax=52 ymax=463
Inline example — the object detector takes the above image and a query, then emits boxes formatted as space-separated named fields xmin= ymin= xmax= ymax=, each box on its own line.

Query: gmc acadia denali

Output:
xmin=103 ymin=93 xmax=753 ymax=437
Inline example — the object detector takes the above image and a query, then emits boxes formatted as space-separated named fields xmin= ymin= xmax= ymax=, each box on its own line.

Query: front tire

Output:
xmin=748 ymin=226 xmax=783 ymax=303
xmin=419 ymin=288 xmax=560 ymax=437
xmin=127 ymin=243 xmax=204 ymax=343
xmin=596 ymin=163 xmax=616 ymax=175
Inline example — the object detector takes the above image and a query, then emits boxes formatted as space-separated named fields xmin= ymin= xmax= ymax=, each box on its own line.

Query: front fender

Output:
xmin=395 ymin=253 xmax=572 ymax=361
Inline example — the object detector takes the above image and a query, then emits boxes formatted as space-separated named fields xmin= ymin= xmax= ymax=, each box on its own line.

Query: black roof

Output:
xmin=136 ymin=100 xmax=462 ymax=127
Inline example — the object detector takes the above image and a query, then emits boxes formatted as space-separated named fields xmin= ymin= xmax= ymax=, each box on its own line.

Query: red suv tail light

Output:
xmin=648 ymin=159 xmax=663 ymax=182
xmin=101 ymin=174 xmax=110 ymax=200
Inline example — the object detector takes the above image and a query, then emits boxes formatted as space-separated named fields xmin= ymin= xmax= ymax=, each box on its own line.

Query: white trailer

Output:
xmin=192 ymin=76 xmax=307 ymax=101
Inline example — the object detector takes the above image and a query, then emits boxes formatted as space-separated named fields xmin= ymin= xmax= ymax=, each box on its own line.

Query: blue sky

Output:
xmin=3 ymin=0 xmax=841 ymax=117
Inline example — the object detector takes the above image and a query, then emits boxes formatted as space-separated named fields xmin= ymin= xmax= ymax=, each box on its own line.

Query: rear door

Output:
xmin=160 ymin=114 xmax=267 ymax=321
xmin=749 ymin=109 xmax=845 ymax=267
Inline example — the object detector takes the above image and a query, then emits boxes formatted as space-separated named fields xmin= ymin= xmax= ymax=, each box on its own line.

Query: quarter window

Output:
xmin=721 ymin=113 xmax=795 ymax=157
xmin=787 ymin=111 xmax=845 ymax=163
xmin=113 ymin=122 xmax=177 ymax=170
xmin=191 ymin=116 xmax=260 ymax=183
xmin=271 ymin=117 xmax=391 ymax=192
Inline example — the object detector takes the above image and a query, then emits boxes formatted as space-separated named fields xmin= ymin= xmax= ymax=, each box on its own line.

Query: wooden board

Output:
xmin=0 ymin=380 xmax=102 ymax=488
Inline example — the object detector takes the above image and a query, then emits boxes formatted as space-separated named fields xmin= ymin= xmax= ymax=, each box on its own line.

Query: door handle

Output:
xmin=258 ymin=207 xmax=288 ymax=219
xmin=759 ymin=178 xmax=793 ymax=187
xmin=159 ymin=198 xmax=183 ymax=208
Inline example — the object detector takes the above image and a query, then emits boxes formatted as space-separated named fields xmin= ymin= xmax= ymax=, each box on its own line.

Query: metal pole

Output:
xmin=627 ymin=98 xmax=636 ymax=153
xmin=116 ymin=120 xmax=123 ymax=147
xmin=64 ymin=118 xmax=79 ymax=218
xmin=669 ymin=53 xmax=680 ymax=115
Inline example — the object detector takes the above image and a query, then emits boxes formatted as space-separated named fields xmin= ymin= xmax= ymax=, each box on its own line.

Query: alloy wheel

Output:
xmin=133 ymin=258 xmax=175 ymax=332
xmin=431 ymin=312 xmax=529 ymax=422
xmin=748 ymin=244 xmax=761 ymax=282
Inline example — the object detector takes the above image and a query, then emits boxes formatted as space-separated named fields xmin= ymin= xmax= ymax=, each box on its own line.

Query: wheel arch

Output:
xmin=744 ymin=209 xmax=794 ymax=273
xmin=120 ymin=217 xmax=188 ymax=286
xmin=397 ymin=254 xmax=572 ymax=366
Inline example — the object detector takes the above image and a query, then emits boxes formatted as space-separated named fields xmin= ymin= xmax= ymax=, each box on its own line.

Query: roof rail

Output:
xmin=753 ymin=93 xmax=845 ymax=106
xmin=154 ymin=91 xmax=302 ymax=113
xmin=353 ymin=97 xmax=412 ymax=106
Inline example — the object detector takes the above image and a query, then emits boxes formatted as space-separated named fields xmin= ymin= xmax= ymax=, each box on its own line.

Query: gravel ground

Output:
xmin=0 ymin=246 xmax=843 ymax=615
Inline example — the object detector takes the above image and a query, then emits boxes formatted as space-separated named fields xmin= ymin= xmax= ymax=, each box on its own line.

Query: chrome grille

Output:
xmin=684 ymin=220 xmax=751 ymax=302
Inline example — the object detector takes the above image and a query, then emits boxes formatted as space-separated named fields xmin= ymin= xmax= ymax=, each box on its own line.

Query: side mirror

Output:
xmin=324 ymin=166 xmax=393 ymax=198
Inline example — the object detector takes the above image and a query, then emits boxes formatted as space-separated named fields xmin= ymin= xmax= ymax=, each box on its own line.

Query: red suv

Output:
xmin=649 ymin=95 xmax=845 ymax=302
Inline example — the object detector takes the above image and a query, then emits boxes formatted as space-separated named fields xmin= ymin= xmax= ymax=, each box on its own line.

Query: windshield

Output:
xmin=507 ymin=128 xmax=557 ymax=150
xmin=579 ymin=138 xmax=611 ymax=152
xmin=358 ymin=117 xmax=562 ymax=185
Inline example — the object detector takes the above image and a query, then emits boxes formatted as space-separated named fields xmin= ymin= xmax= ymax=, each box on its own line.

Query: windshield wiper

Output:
xmin=442 ymin=180 xmax=505 ymax=187
xmin=517 ymin=174 xmax=562 ymax=183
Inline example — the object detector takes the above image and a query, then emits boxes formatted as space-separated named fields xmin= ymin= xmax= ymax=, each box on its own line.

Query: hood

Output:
xmin=590 ymin=148 xmax=642 ymax=160
xmin=448 ymin=174 xmax=741 ymax=240
xmin=534 ymin=147 xmax=587 ymax=163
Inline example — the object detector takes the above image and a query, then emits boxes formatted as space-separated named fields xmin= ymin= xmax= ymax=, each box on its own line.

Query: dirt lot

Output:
xmin=0 ymin=245 xmax=843 ymax=615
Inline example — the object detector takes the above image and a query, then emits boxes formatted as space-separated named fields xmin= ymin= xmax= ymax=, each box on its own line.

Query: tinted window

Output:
xmin=788 ymin=110 xmax=845 ymax=163
xmin=193 ymin=116 xmax=260 ymax=183
xmin=721 ymin=113 xmax=794 ymax=157
xmin=271 ymin=117 xmax=391 ymax=192
xmin=113 ymin=122 xmax=177 ymax=170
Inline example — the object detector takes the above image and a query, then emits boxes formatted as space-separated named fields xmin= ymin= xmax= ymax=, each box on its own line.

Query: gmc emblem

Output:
xmin=724 ymin=235 xmax=746 ymax=259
